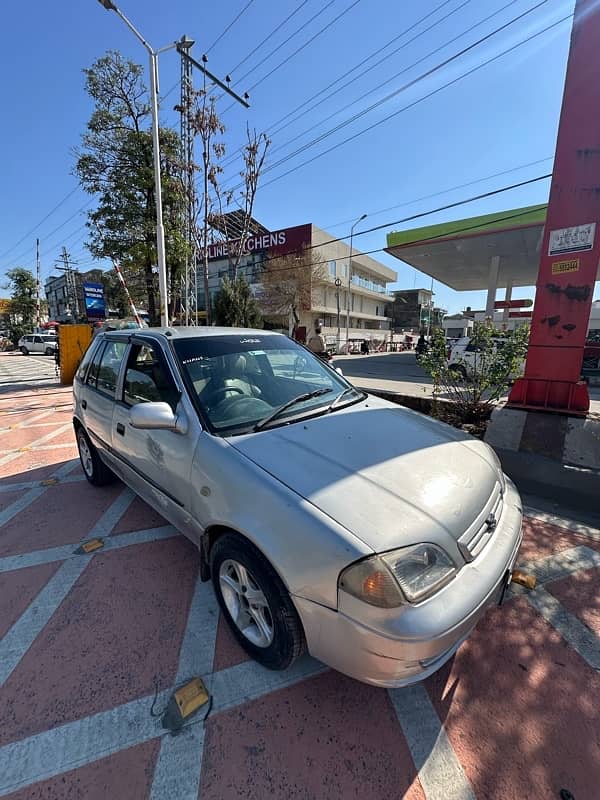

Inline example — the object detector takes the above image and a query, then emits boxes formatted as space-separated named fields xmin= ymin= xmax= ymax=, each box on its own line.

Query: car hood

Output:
xmin=229 ymin=395 xmax=501 ymax=553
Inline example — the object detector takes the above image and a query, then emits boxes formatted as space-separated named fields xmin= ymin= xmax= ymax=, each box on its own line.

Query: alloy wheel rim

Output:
xmin=219 ymin=559 xmax=274 ymax=648
xmin=78 ymin=434 xmax=93 ymax=478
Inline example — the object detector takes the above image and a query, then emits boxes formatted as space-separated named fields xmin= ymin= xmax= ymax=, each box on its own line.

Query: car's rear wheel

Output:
xmin=210 ymin=533 xmax=305 ymax=670
xmin=20 ymin=346 xmax=29 ymax=355
xmin=76 ymin=426 xmax=115 ymax=486
xmin=449 ymin=364 xmax=467 ymax=380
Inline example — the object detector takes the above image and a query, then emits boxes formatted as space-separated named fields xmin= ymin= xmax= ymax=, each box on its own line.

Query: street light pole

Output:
xmin=345 ymin=213 xmax=367 ymax=352
xmin=96 ymin=0 xmax=177 ymax=327
xmin=335 ymin=277 xmax=342 ymax=353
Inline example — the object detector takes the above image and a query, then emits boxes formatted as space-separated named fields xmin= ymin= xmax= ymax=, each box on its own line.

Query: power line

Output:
xmin=321 ymin=156 xmax=553 ymax=231
xmin=0 ymin=185 xmax=82 ymax=262
xmin=228 ymin=1 xmax=310 ymax=76
xmin=218 ymin=0 xmax=462 ymax=172
xmin=269 ymin=0 xmax=472 ymax=140
xmin=204 ymin=0 xmax=257 ymax=56
xmin=226 ymin=0 xmax=337 ymax=89
xmin=210 ymin=173 xmax=551 ymax=280
xmin=222 ymin=0 xmax=363 ymax=115
xmin=2 ymin=200 xmax=93 ymax=272
xmin=257 ymin=0 xmax=552 ymax=179
xmin=255 ymin=10 xmax=570 ymax=191
xmin=217 ymin=0 xmax=554 ymax=194
xmin=268 ymin=0 xmax=523 ymax=158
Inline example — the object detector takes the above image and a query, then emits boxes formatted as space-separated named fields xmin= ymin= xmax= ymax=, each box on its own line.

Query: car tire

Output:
xmin=210 ymin=533 xmax=306 ymax=670
xmin=449 ymin=364 xmax=467 ymax=380
xmin=76 ymin=426 xmax=115 ymax=486
xmin=45 ymin=347 xmax=54 ymax=356
xmin=20 ymin=346 xmax=29 ymax=355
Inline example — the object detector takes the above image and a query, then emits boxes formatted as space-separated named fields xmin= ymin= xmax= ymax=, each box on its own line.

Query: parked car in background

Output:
xmin=583 ymin=330 xmax=600 ymax=371
xmin=73 ymin=327 xmax=522 ymax=688
xmin=18 ymin=333 xmax=57 ymax=356
xmin=448 ymin=336 xmax=525 ymax=380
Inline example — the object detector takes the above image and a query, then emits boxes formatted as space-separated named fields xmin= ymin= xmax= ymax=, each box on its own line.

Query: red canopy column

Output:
xmin=509 ymin=0 xmax=600 ymax=414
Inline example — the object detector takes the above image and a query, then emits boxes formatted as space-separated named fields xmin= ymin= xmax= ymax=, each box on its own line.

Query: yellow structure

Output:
xmin=59 ymin=324 xmax=92 ymax=385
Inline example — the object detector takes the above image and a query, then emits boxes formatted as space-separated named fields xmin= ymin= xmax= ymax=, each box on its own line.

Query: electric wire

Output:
xmin=228 ymin=1 xmax=310 ymax=76
xmin=217 ymin=0 xmax=556 ymax=194
xmin=210 ymin=173 xmax=551 ymax=280
xmin=204 ymin=0 xmax=257 ymax=56
xmin=321 ymin=156 xmax=553 ymax=231
xmin=254 ymin=11 xmax=570 ymax=191
xmin=268 ymin=0 xmax=523 ymax=157
xmin=218 ymin=0 xmax=465 ymax=172
xmin=0 ymin=185 xmax=82 ymax=262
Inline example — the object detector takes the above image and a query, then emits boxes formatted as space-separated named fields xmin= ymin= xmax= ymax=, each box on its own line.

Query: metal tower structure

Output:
xmin=178 ymin=35 xmax=196 ymax=326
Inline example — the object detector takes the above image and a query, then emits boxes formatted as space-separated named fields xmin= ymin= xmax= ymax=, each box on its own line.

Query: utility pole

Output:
xmin=35 ymin=238 xmax=41 ymax=328
xmin=56 ymin=247 xmax=80 ymax=322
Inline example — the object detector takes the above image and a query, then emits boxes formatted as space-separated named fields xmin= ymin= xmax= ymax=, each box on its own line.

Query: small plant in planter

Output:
xmin=420 ymin=323 xmax=530 ymax=436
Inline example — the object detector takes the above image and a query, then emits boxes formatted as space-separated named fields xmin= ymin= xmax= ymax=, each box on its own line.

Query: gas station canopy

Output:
xmin=385 ymin=204 xmax=555 ymax=291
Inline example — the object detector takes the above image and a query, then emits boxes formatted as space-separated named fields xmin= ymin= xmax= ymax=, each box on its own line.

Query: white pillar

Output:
xmin=502 ymin=280 xmax=513 ymax=324
xmin=485 ymin=255 xmax=500 ymax=318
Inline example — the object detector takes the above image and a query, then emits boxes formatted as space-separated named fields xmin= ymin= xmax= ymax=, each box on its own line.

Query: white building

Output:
xmin=201 ymin=221 xmax=397 ymax=346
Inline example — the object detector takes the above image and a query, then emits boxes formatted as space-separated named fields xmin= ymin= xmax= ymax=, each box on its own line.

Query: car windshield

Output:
xmin=173 ymin=334 xmax=359 ymax=434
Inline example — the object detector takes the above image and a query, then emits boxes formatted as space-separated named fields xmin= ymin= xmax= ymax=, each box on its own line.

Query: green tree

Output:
xmin=75 ymin=51 xmax=187 ymax=325
xmin=420 ymin=322 xmax=529 ymax=429
xmin=3 ymin=268 xmax=37 ymax=345
xmin=213 ymin=275 xmax=262 ymax=328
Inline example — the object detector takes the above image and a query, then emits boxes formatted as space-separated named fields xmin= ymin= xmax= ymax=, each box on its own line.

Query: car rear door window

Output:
xmin=96 ymin=341 xmax=128 ymax=397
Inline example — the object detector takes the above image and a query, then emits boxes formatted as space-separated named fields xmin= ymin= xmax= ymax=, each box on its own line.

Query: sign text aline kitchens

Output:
xmin=207 ymin=231 xmax=287 ymax=260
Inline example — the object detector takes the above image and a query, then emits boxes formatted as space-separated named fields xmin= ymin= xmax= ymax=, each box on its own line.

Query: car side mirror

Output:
xmin=335 ymin=367 xmax=344 ymax=376
xmin=129 ymin=402 xmax=187 ymax=434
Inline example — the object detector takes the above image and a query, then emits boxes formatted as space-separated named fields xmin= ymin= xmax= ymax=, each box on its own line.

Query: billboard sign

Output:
xmin=82 ymin=282 xmax=106 ymax=321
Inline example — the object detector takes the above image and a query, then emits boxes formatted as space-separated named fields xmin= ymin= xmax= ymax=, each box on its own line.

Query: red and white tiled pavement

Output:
xmin=0 ymin=371 xmax=598 ymax=799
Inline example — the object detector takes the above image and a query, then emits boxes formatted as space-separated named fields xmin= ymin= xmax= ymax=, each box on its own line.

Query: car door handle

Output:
xmin=116 ymin=423 xmax=125 ymax=436
xmin=81 ymin=399 xmax=87 ymax=409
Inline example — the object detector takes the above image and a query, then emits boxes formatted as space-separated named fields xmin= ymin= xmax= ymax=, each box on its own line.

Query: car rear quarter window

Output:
xmin=85 ymin=342 xmax=106 ymax=389
xmin=96 ymin=341 xmax=128 ymax=397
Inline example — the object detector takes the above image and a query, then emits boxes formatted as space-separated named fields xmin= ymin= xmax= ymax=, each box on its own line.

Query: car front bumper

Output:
xmin=294 ymin=477 xmax=523 ymax=688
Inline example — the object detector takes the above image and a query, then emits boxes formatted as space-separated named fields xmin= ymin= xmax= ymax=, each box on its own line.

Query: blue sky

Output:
xmin=0 ymin=0 xmax=591 ymax=314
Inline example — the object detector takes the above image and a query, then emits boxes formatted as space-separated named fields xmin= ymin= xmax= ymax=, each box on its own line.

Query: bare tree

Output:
xmin=260 ymin=247 xmax=327 ymax=331
xmin=186 ymin=86 xmax=270 ymax=325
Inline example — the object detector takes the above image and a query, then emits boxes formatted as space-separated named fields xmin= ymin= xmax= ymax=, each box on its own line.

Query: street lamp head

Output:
xmin=97 ymin=0 xmax=118 ymax=10
xmin=359 ymin=213 xmax=367 ymax=221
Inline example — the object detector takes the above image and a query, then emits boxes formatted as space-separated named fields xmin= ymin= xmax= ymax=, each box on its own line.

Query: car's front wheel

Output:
xmin=211 ymin=533 xmax=305 ymax=670
xmin=20 ymin=346 xmax=29 ymax=355
xmin=45 ymin=347 xmax=54 ymax=356
xmin=76 ymin=426 xmax=115 ymax=486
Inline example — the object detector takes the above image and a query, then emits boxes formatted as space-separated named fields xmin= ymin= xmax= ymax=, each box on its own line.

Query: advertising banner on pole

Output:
xmin=82 ymin=282 xmax=106 ymax=321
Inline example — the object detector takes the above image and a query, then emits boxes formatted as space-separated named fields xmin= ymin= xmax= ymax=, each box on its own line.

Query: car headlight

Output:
xmin=339 ymin=544 xmax=457 ymax=607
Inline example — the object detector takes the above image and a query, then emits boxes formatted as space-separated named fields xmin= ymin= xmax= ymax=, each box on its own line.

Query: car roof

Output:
xmin=98 ymin=326 xmax=287 ymax=341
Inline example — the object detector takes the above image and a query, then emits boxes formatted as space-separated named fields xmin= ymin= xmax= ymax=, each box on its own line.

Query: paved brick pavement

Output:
xmin=0 ymin=353 xmax=598 ymax=799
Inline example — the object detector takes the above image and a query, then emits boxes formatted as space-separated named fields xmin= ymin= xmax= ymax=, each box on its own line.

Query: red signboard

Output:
xmin=494 ymin=299 xmax=533 ymax=309
xmin=206 ymin=224 xmax=312 ymax=261
xmin=508 ymin=311 xmax=533 ymax=318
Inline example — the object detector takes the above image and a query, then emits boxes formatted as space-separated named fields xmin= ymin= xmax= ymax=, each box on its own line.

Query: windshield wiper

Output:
xmin=327 ymin=386 xmax=364 ymax=412
xmin=253 ymin=388 xmax=332 ymax=432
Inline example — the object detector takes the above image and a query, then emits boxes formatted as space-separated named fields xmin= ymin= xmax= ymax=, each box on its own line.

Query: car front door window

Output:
xmin=122 ymin=344 xmax=179 ymax=411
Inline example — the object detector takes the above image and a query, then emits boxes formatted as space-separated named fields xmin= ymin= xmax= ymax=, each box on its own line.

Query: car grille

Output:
xmin=457 ymin=483 xmax=503 ymax=562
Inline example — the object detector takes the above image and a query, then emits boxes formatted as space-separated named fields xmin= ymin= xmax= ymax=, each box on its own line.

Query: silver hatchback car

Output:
xmin=73 ymin=328 xmax=522 ymax=687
